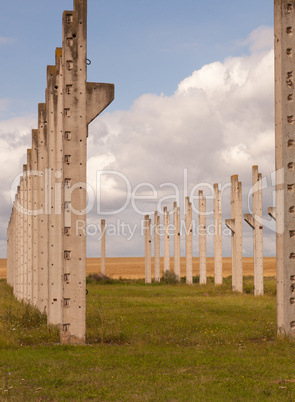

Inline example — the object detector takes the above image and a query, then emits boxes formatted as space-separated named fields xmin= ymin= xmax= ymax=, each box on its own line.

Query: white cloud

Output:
xmin=0 ymin=26 xmax=276 ymax=258
xmin=88 ymin=26 xmax=275 ymax=257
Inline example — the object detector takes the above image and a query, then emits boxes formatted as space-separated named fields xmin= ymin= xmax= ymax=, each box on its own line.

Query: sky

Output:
xmin=0 ymin=0 xmax=276 ymax=258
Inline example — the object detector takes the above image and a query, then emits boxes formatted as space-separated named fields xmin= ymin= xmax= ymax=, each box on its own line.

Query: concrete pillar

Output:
xmin=244 ymin=166 xmax=264 ymax=296
xmin=23 ymin=164 xmax=28 ymax=302
xmin=185 ymin=197 xmax=193 ymax=284
xmin=274 ymin=0 xmax=295 ymax=336
xmin=60 ymin=0 xmax=114 ymax=344
xmin=37 ymin=103 xmax=49 ymax=313
xmin=19 ymin=176 xmax=24 ymax=301
xmin=47 ymin=50 xmax=64 ymax=325
xmin=27 ymin=149 xmax=33 ymax=304
xmin=31 ymin=130 xmax=39 ymax=307
xmin=173 ymin=202 xmax=181 ymax=280
xmin=145 ymin=215 xmax=152 ymax=284
xmin=16 ymin=186 xmax=21 ymax=300
xmin=154 ymin=211 xmax=160 ymax=282
xmin=199 ymin=191 xmax=207 ymax=284
xmin=214 ymin=183 xmax=223 ymax=285
xmin=14 ymin=194 xmax=19 ymax=297
xmin=101 ymin=219 xmax=106 ymax=275
xmin=225 ymin=175 xmax=243 ymax=292
xmin=163 ymin=206 xmax=170 ymax=273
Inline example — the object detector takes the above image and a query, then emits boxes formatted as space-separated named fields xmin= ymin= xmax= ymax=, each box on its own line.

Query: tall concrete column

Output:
xmin=199 ymin=191 xmax=207 ymax=284
xmin=145 ymin=215 xmax=152 ymax=284
xmin=27 ymin=150 xmax=33 ymax=304
xmin=101 ymin=219 xmax=106 ymax=275
xmin=14 ymin=194 xmax=19 ymax=297
xmin=173 ymin=202 xmax=181 ymax=280
xmin=225 ymin=175 xmax=243 ymax=292
xmin=163 ymin=206 xmax=170 ymax=273
xmin=16 ymin=186 xmax=21 ymax=300
xmin=47 ymin=50 xmax=64 ymax=325
xmin=274 ymin=0 xmax=295 ymax=336
xmin=214 ymin=183 xmax=223 ymax=285
xmin=37 ymin=103 xmax=49 ymax=313
xmin=60 ymin=0 xmax=114 ymax=344
xmin=244 ymin=166 xmax=264 ymax=296
xmin=185 ymin=197 xmax=193 ymax=284
xmin=31 ymin=130 xmax=39 ymax=307
xmin=154 ymin=211 xmax=160 ymax=282
xmin=23 ymin=164 xmax=28 ymax=302
xmin=19 ymin=176 xmax=24 ymax=301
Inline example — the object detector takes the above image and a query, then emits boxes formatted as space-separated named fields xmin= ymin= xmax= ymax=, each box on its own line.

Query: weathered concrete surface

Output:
xmin=199 ymin=191 xmax=207 ymax=284
xmin=144 ymin=215 xmax=152 ymax=284
xmin=213 ymin=183 xmax=222 ymax=285
xmin=163 ymin=206 xmax=170 ymax=273
xmin=225 ymin=175 xmax=243 ymax=292
xmin=173 ymin=202 xmax=181 ymax=280
xmin=185 ymin=197 xmax=193 ymax=284
xmin=274 ymin=0 xmax=295 ymax=336
xmin=101 ymin=219 xmax=106 ymax=275
xmin=154 ymin=211 xmax=160 ymax=282
xmin=244 ymin=166 xmax=264 ymax=296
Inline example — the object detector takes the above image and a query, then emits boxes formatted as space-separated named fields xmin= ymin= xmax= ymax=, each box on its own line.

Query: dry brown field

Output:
xmin=0 ymin=257 xmax=276 ymax=280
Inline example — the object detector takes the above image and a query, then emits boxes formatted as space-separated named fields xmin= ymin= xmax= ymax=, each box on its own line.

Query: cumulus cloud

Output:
xmin=86 ymin=26 xmax=275 ymax=258
xmin=1 ymin=26 xmax=276 ymax=259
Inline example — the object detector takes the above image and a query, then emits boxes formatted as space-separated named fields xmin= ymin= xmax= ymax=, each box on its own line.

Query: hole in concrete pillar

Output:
xmin=288 ymin=162 xmax=295 ymax=170
xmin=65 ymin=155 xmax=71 ymax=165
xmin=63 ymin=323 xmax=70 ymax=332
xmin=290 ymin=206 xmax=295 ymax=214
xmin=64 ymin=178 xmax=71 ymax=187
xmin=64 ymin=108 xmax=71 ymax=117
xmin=64 ymin=250 xmax=71 ymax=260
xmin=64 ymin=201 xmax=71 ymax=210
xmin=288 ymin=184 xmax=295 ymax=193
xmin=66 ymin=14 xmax=73 ymax=23
xmin=64 ymin=227 xmax=71 ymax=236
xmin=73 ymin=33 xmax=76 ymax=38
xmin=291 ymin=322 xmax=295 ymax=329
xmin=65 ymin=131 xmax=71 ymax=141
xmin=288 ymin=115 xmax=294 ymax=123
xmin=290 ymin=231 xmax=295 ymax=238
xmin=287 ymin=79 xmax=293 ymax=87
xmin=291 ymin=298 xmax=295 ymax=305
xmin=288 ymin=3 xmax=293 ymax=12
xmin=53 ymin=298 xmax=57 ymax=302
xmin=289 ymin=253 xmax=295 ymax=260
xmin=287 ymin=26 xmax=293 ymax=34
xmin=291 ymin=275 xmax=295 ymax=282
xmin=64 ymin=273 xmax=70 ymax=281
xmin=287 ymin=48 xmax=293 ymax=56
xmin=66 ymin=85 xmax=73 ymax=94
xmin=63 ymin=298 xmax=70 ymax=307
xmin=67 ymin=37 xmax=73 ymax=47
xmin=288 ymin=139 xmax=295 ymax=147
xmin=67 ymin=60 xmax=74 ymax=70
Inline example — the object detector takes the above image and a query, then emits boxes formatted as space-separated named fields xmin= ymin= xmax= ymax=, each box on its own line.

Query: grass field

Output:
xmin=1 ymin=272 xmax=295 ymax=401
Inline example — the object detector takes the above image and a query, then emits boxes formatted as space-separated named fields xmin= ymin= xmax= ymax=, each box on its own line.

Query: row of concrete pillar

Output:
xmin=6 ymin=0 xmax=114 ymax=344
xmin=143 ymin=167 xmax=264 ymax=295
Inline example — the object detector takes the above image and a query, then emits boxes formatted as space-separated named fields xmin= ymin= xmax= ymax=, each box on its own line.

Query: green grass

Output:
xmin=0 ymin=277 xmax=295 ymax=401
